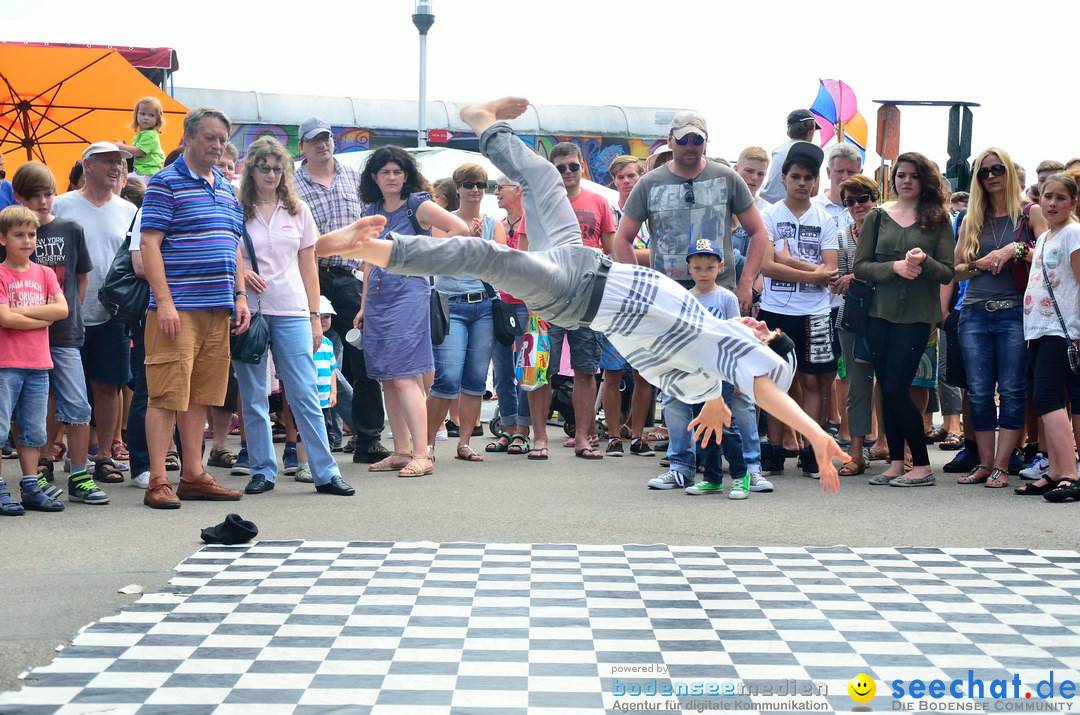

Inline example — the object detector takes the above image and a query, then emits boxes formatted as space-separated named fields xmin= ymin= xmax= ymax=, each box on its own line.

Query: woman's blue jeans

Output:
xmin=491 ymin=303 xmax=532 ymax=427
xmin=958 ymin=306 xmax=1027 ymax=431
xmin=431 ymin=297 xmax=496 ymax=399
xmin=233 ymin=316 xmax=340 ymax=485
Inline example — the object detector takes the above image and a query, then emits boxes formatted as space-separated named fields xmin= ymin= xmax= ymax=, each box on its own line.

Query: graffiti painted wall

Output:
xmin=229 ymin=124 xmax=666 ymax=188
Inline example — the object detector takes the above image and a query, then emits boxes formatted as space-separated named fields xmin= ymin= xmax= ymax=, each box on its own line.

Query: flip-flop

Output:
xmin=527 ymin=447 xmax=549 ymax=460
xmin=575 ymin=448 xmax=604 ymax=460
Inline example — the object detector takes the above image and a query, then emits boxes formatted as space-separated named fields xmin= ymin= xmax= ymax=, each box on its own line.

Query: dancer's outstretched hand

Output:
xmin=348 ymin=215 xmax=387 ymax=252
xmin=688 ymin=397 xmax=732 ymax=448
xmin=733 ymin=316 xmax=772 ymax=342
xmin=808 ymin=433 xmax=847 ymax=494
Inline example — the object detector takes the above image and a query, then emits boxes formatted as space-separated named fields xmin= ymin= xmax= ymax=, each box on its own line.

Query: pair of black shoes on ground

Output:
xmin=244 ymin=474 xmax=354 ymax=496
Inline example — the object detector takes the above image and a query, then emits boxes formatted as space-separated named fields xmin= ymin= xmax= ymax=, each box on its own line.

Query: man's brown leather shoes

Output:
xmin=177 ymin=472 xmax=243 ymax=501
xmin=144 ymin=474 xmax=181 ymax=509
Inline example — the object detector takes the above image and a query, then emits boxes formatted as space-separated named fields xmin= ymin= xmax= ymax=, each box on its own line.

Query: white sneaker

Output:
xmin=647 ymin=470 xmax=686 ymax=490
xmin=435 ymin=429 xmax=448 ymax=442
xmin=131 ymin=471 xmax=150 ymax=489
xmin=1020 ymin=453 xmax=1050 ymax=480
xmin=749 ymin=473 xmax=774 ymax=492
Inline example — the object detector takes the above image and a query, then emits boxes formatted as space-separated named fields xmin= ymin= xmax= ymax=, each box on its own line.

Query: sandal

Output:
xmin=369 ymin=452 xmax=412 ymax=472
xmin=485 ymin=433 xmax=511 ymax=453
xmin=939 ymin=433 xmax=963 ymax=451
xmin=985 ymin=467 xmax=1009 ymax=488
xmin=924 ymin=427 xmax=947 ymax=443
xmin=1044 ymin=478 xmax=1080 ymax=502
xmin=643 ymin=428 xmax=668 ymax=442
xmin=563 ymin=437 xmax=576 ymax=448
xmin=868 ymin=446 xmax=889 ymax=461
xmin=46 ymin=443 xmax=66 ymax=463
xmin=455 ymin=445 xmax=484 ymax=462
xmin=506 ymin=435 xmax=530 ymax=455
xmin=957 ymin=464 xmax=993 ymax=484
xmin=527 ymin=446 xmax=549 ymax=460
xmin=0 ymin=483 xmax=25 ymax=516
xmin=1015 ymin=479 xmax=1058 ymax=496
xmin=207 ymin=447 xmax=238 ymax=468
xmin=165 ymin=451 xmax=180 ymax=472
xmin=21 ymin=486 xmax=64 ymax=512
xmin=575 ymin=447 xmax=604 ymax=460
xmin=399 ymin=454 xmax=434 ymax=477
xmin=111 ymin=440 xmax=130 ymax=461
xmin=93 ymin=458 xmax=125 ymax=484
xmin=839 ymin=461 xmax=866 ymax=476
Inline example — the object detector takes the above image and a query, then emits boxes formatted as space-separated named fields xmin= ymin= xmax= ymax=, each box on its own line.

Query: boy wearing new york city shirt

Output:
xmin=0 ymin=206 xmax=79 ymax=515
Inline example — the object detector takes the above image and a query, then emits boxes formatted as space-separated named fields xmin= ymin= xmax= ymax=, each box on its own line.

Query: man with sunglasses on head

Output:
xmin=294 ymin=116 xmax=390 ymax=466
xmin=613 ymin=111 xmax=768 ymax=317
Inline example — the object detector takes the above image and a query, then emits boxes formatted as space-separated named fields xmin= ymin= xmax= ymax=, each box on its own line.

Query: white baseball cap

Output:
xmin=318 ymin=295 xmax=336 ymax=316
xmin=82 ymin=141 xmax=132 ymax=160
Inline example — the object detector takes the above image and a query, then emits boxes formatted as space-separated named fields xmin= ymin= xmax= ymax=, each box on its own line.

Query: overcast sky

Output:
xmin=7 ymin=0 xmax=1078 ymax=186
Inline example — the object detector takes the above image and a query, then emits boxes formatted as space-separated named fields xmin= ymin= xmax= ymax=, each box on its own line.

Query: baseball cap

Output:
xmin=670 ymin=110 xmax=708 ymax=140
xmin=82 ymin=141 xmax=132 ymax=161
xmin=686 ymin=238 xmax=722 ymax=261
xmin=318 ymin=295 xmax=336 ymax=315
xmin=787 ymin=109 xmax=815 ymax=126
xmin=299 ymin=117 xmax=333 ymax=141
xmin=784 ymin=142 xmax=825 ymax=173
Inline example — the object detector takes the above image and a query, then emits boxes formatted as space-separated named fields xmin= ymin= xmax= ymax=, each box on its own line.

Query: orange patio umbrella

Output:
xmin=0 ymin=44 xmax=187 ymax=186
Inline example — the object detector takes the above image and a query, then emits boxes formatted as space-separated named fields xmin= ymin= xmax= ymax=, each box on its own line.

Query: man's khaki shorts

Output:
xmin=145 ymin=309 xmax=231 ymax=411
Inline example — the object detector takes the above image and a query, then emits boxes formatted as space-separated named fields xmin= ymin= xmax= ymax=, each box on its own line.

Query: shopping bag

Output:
xmin=515 ymin=312 xmax=550 ymax=391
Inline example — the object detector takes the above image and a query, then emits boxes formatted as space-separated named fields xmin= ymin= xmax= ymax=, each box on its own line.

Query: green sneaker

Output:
xmin=68 ymin=475 xmax=109 ymax=505
xmin=728 ymin=475 xmax=750 ymax=500
xmin=37 ymin=473 xmax=63 ymax=500
xmin=685 ymin=482 xmax=724 ymax=495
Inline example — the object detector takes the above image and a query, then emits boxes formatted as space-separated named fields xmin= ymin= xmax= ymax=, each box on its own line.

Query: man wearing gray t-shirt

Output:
xmin=613 ymin=111 xmax=769 ymax=315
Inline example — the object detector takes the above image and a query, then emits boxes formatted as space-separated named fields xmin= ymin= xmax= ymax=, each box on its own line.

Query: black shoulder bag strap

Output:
xmin=1041 ymin=247 xmax=1074 ymax=343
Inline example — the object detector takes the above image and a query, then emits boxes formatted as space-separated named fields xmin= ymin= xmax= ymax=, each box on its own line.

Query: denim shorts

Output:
xmin=548 ymin=324 xmax=602 ymax=374
xmin=598 ymin=334 xmax=628 ymax=372
xmin=50 ymin=346 xmax=92 ymax=424
xmin=0 ymin=368 xmax=50 ymax=448
xmin=431 ymin=297 xmax=495 ymax=399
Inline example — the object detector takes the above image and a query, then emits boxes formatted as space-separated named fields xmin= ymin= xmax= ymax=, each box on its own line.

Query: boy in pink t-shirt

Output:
xmin=0 ymin=206 xmax=69 ymax=515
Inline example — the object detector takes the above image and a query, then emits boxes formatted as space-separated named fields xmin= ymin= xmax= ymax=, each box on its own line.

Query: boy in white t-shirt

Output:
xmin=757 ymin=143 xmax=839 ymax=480
xmin=647 ymin=239 xmax=756 ymax=499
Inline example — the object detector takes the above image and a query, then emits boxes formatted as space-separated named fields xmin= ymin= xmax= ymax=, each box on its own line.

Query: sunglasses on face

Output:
xmin=256 ymin=165 xmax=284 ymax=175
xmin=459 ymin=181 xmax=486 ymax=190
xmin=674 ymin=135 xmax=705 ymax=146
xmin=977 ymin=163 xmax=1007 ymax=180
xmin=842 ymin=194 xmax=873 ymax=207
xmin=684 ymin=180 xmax=695 ymax=205
xmin=555 ymin=163 xmax=581 ymax=174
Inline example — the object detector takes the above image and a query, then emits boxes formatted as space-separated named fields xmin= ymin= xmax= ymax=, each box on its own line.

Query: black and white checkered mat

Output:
xmin=3 ymin=542 xmax=1080 ymax=713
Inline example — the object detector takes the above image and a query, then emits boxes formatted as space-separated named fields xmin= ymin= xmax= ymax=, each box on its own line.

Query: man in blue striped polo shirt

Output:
xmin=139 ymin=107 xmax=249 ymax=509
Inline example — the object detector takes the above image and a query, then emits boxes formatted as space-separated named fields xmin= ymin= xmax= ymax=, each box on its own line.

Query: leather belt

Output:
xmin=581 ymin=255 xmax=613 ymax=325
xmin=449 ymin=292 xmax=486 ymax=304
xmin=970 ymin=299 xmax=1019 ymax=312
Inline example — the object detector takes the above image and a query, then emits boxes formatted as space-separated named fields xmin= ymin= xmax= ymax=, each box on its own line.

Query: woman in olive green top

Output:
xmin=854 ymin=152 xmax=955 ymax=488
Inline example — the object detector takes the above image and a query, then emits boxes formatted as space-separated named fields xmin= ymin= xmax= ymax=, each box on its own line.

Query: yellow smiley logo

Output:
xmin=848 ymin=673 xmax=876 ymax=703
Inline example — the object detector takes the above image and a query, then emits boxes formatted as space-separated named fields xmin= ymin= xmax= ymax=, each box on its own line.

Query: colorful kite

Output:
xmin=810 ymin=79 xmax=867 ymax=159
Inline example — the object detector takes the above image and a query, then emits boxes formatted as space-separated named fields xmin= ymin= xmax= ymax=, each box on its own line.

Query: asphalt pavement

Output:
xmin=2 ymin=425 xmax=1077 ymax=693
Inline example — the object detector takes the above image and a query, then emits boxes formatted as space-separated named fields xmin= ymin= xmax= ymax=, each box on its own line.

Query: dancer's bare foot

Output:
xmin=459 ymin=97 xmax=530 ymax=134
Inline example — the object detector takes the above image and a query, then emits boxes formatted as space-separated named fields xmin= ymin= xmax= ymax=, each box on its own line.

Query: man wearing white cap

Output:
xmin=612 ymin=111 xmax=769 ymax=316
xmin=53 ymin=142 xmax=138 ymax=485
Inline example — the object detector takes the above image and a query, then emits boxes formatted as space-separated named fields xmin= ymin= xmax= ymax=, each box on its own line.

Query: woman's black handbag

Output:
xmin=231 ymin=227 xmax=270 ymax=364
xmin=429 ymin=279 xmax=451 ymax=345
xmin=482 ymin=282 xmax=524 ymax=346
xmin=98 ymin=213 xmax=149 ymax=328
xmin=840 ymin=209 xmax=883 ymax=337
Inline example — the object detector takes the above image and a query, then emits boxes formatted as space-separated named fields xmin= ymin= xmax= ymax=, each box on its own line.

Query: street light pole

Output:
xmin=411 ymin=0 xmax=435 ymax=148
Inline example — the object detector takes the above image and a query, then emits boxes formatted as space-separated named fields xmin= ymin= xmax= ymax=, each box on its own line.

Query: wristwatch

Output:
xmin=234 ymin=290 xmax=248 ymax=299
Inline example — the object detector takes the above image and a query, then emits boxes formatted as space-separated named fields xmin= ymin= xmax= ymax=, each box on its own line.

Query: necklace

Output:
xmin=255 ymin=199 xmax=276 ymax=204
xmin=989 ymin=214 xmax=1009 ymax=249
